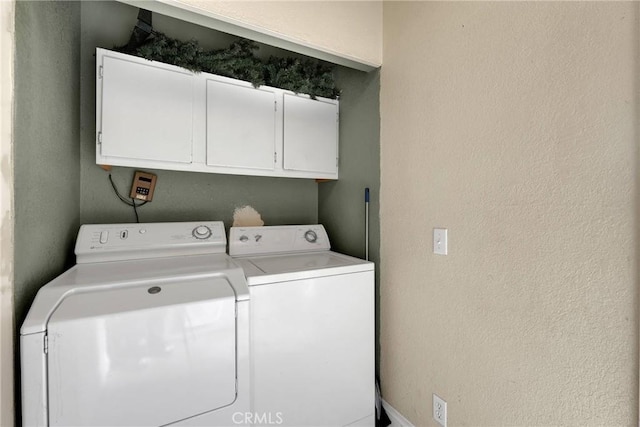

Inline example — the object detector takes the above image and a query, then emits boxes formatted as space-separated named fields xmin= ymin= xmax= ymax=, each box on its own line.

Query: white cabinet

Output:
xmin=96 ymin=48 xmax=339 ymax=179
xmin=205 ymin=79 xmax=276 ymax=171
xmin=283 ymin=93 xmax=338 ymax=175
xmin=98 ymin=51 xmax=193 ymax=164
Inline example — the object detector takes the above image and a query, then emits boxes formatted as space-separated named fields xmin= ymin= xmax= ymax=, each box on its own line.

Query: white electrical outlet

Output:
xmin=433 ymin=394 xmax=447 ymax=427
xmin=433 ymin=228 xmax=448 ymax=255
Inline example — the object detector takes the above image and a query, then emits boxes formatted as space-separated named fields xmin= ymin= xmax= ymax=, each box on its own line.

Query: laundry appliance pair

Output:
xmin=21 ymin=221 xmax=374 ymax=426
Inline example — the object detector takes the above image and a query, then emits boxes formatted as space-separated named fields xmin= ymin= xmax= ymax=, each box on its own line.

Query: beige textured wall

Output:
xmin=380 ymin=2 xmax=639 ymax=425
xmin=170 ymin=0 xmax=382 ymax=66
xmin=0 ymin=1 xmax=14 ymax=425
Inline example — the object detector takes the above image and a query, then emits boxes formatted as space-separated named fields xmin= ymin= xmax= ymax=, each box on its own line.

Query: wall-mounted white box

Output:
xmin=433 ymin=228 xmax=448 ymax=255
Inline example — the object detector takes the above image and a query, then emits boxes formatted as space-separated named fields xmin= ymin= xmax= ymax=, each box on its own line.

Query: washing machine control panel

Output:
xmin=229 ymin=225 xmax=330 ymax=256
xmin=76 ymin=221 xmax=226 ymax=263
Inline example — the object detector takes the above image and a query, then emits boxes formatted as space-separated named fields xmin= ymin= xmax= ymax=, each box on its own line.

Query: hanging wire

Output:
xmin=108 ymin=173 xmax=147 ymax=222
xmin=132 ymin=198 xmax=140 ymax=223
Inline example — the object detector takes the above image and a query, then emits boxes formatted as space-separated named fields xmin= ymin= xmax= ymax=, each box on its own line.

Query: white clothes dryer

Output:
xmin=21 ymin=221 xmax=250 ymax=427
xmin=229 ymin=224 xmax=375 ymax=427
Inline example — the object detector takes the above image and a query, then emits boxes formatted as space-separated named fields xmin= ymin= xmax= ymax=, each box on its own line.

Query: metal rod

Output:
xmin=365 ymin=188 xmax=370 ymax=261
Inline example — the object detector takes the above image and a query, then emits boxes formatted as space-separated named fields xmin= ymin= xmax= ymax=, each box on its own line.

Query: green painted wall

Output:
xmin=318 ymin=68 xmax=381 ymax=370
xmin=14 ymin=0 xmax=81 ymax=327
xmin=79 ymin=1 xmax=318 ymax=229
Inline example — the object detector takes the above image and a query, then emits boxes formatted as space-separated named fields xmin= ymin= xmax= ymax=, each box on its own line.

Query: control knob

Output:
xmin=304 ymin=230 xmax=318 ymax=243
xmin=192 ymin=225 xmax=212 ymax=239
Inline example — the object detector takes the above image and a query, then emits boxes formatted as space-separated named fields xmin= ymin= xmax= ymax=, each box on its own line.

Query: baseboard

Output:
xmin=382 ymin=399 xmax=414 ymax=427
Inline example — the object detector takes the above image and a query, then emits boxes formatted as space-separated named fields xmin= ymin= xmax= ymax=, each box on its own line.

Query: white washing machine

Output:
xmin=229 ymin=224 xmax=375 ymax=427
xmin=21 ymin=221 xmax=250 ymax=427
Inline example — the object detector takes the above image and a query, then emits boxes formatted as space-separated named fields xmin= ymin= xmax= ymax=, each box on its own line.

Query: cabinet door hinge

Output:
xmin=274 ymin=152 xmax=277 ymax=163
xmin=274 ymin=100 xmax=277 ymax=111
xmin=98 ymin=132 xmax=103 ymax=144
xmin=99 ymin=65 xmax=103 ymax=79
xmin=336 ymin=157 xmax=339 ymax=167
xmin=43 ymin=334 xmax=48 ymax=354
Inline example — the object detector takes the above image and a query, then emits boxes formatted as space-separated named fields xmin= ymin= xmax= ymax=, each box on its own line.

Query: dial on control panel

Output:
xmin=192 ymin=225 xmax=212 ymax=240
xmin=304 ymin=230 xmax=318 ymax=243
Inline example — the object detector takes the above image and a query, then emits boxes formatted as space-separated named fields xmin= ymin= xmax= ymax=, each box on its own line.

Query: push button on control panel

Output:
xmin=99 ymin=231 xmax=109 ymax=244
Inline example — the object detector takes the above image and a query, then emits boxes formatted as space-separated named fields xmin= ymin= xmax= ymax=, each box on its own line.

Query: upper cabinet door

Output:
xmin=99 ymin=54 xmax=193 ymax=163
xmin=206 ymin=79 xmax=276 ymax=171
xmin=283 ymin=94 xmax=338 ymax=175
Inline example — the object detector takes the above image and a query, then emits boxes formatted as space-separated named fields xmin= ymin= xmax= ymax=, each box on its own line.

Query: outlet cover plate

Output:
xmin=433 ymin=228 xmax=448 ymax=255
xmin=433 ymin=393 xmax=447 ymax=427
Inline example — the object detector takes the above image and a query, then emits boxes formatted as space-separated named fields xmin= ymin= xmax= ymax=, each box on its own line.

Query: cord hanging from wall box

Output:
xmin=107 ymin=171 xmax=155 ymax=223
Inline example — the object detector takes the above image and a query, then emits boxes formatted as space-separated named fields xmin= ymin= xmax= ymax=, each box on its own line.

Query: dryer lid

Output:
xmin=21 ymin=253 xmax=249 ymax=335
xmin=46 ymin=276 xmax=237 ymax=426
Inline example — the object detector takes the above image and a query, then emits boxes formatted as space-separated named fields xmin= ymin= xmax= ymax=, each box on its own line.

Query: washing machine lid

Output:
xmin=251 ymin=252 xmax=353 ymax=273
xmin=229 ymin=224 xmax=374 ymax=284
xmin=46 ymin=275 xmax=237 ymax=427
xmin=238 ymin=251 xmax=374 ymax=285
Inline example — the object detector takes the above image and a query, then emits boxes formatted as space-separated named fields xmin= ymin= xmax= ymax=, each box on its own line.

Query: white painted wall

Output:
xmin=180 ymin=0 xmax=381 ymax=64
xmin=0 ymin=1 xmax=15 ymax=426
xmin=119 ymin=0 xmax=382 ymax=70
xmin=380 ymin=2 xmax=638 ymax=425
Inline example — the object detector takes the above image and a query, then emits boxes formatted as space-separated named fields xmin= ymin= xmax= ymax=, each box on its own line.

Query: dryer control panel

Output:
xmin=229 ymin=224 xmax=330 ymax=256
xmin=76 ymin=221 xmax=226 ymax=263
